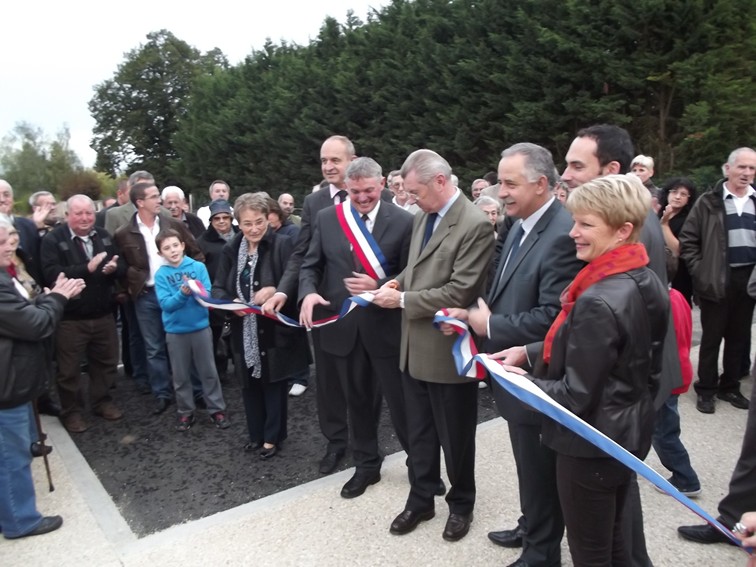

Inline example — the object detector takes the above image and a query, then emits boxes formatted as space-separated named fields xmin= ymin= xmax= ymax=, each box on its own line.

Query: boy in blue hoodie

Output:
xmin=154 ymin=229 xmax=229 ymax=431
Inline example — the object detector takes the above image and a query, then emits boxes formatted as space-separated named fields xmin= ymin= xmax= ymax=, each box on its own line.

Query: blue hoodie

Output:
xmin=154 ymin=256 xmax=211 ymax=334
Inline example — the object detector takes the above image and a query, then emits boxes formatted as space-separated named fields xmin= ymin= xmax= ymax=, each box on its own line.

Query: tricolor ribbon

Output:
xmin=335 ymin=200 xmax=388 ymax=280
xmin=186 ymin=279 xmax=374 ymax=329
xmin=433 ymin=310 xmax=746 ymax=550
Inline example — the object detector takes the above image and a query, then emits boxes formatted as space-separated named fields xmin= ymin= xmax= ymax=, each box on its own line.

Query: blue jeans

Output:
xmin=0 ymin=403 xmax=44 ymax=538
xmin=652 ymin=395 xmax=700 ymax=490
xmin=133 ymin=288 xmax=173 ymax=400
xmin=123 ymin=298 xmax=149 ymax=388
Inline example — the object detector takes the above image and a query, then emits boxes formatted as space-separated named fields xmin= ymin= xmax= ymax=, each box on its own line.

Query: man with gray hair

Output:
xmin=161 ymin=185 xmax=205 ymax=237
xmin=299 ymin=157 xmax=414 ymax=499
xmin=680 ymin=146 xmax=756 ymax=414
xmin=372 ymin=149 xmax=493 ymax=542
xmin=444 ymin=143 xmax=582 ymax=564
xmin=197 ymin=180 xmax=232 ymax=227
xmin=40 ymin=195 xmax=125 ymax=432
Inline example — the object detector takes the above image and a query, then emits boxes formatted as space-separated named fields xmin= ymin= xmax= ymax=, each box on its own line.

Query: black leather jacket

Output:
xmin=532 ymin=267 xmax=669 ymax=459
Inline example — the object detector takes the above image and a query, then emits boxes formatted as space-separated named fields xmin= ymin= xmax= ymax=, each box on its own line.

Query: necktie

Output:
xmin=75 ymin=236 xmax=92 ymax=260
xmin=504 ymin=223 xmax=525 ymax=270
xmin=336 ymin=190 xmax=348 ymax=203
xmin=421 ymin=213 xmax=438 ymax=250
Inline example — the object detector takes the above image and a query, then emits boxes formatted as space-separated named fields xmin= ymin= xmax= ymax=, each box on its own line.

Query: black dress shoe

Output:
xmin=717 ymin=391 xmax=750 ymax=409
xmin=442 ymin=512 xmax=473 ymax=542
xmin=435 ymin=479 xmax=447 ymax=497
xmin=506 ymin=558 xmax=532 ymax=567
xmin=678 ymin=523 xmax=736 ymax=545
xmin=488 ymin=525 xmax=526 ymax=548
xmin=260 ymin=445 xmax=278 ymax=460
xmin=244 ymin=441 xmax=263 ymax=452
xmin=319 ymin=450 xmax=345 ymax=474
xmin=7 ymin=515 xmax=63 ymax=539
xmin=390 ymin=509 xmax=435 ymax=535
xmin=153 ymin=398 xmax=172 ymax=415
xmin=341 ymin=471 xmax=381 ymax=498
xmin=30 ymin=442 xmax=53 ymax=458
xmin=696 ymin=395 xmax=715 ymax=414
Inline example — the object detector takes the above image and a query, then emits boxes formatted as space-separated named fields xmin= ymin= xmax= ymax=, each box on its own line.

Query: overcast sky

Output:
xmin=1 ymin=0 xmax=387 ymax=168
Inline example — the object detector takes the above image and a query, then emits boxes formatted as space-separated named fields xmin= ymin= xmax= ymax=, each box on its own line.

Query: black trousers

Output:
xmin=509 ymin=423 xmax=563 ymax=566
xmin=696 ymin=266 xmax=755 ymax=397
xmin=241 ymin=378 xmax=288 ymax=446
xmin=403 ymin=375 xmax=477 ymax=515
xmin=718 ymin=378 xmax=756 ymax=525
xmin=557 ymin=454 xmax=633 ymax=567
xmin=312 ymin=329 xmax=348 ymax=453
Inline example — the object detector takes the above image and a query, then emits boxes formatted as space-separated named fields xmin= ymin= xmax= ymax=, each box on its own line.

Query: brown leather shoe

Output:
xmin=94 ymin=402 xmax=123 ymax=421
xmin=62 ymin=413 xmax=89 ymax=433
xmin=442 ymin=512 xmax=473 ymax=541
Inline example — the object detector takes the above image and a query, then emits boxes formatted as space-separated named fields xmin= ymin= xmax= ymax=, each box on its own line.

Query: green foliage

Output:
xmin=0 ymin=123 xmax=84 ymax=209
xmin=94 ymin=0 xmax=755 ymax=201
xmin=58 ymin=170 xmax=104 ymax=201
xmin=88 ymin=29 xmax=228 ymax=186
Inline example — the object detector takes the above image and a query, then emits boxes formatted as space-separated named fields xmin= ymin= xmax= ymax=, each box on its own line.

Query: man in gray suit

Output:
xmin=373 ymin=149 xmax=493 ymax=542
xmin=445 ymin=143 xmax=582 ymax=567
xmin=299 ymin=157 xmax=414 ymax=499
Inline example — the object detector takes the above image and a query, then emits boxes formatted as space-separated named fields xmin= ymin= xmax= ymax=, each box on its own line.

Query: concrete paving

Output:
xmin=1 ymin=316 xmax=753 ymax=567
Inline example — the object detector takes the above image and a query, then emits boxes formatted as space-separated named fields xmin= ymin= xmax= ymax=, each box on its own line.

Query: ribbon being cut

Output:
xmin=433 ymin=309 xmax=747 ymax=551
xmin=186 ymin=279 xmax=375 ymax=328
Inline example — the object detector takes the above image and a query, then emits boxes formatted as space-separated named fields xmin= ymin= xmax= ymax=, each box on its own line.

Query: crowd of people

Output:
xmin=0 ymin=130 xmax=754 ymax=566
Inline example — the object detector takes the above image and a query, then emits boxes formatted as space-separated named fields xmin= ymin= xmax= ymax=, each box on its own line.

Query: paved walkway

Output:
xmin=2 ymin=322 xmax=753 ymax=566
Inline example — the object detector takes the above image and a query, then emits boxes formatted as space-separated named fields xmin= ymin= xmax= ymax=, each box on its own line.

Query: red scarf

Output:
xmin=6 ymin=262 xmax=17 ymax=278
xmin=542 ymin=243 xmax=649 ymax=363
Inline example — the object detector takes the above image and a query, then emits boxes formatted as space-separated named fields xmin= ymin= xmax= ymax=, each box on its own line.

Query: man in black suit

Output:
xmin=447 ymin=143 xmax=582 ymax=566
xmin=299 ymin=157 xmax=413 ymax=498
xmin=262 ymin=135 xmax=357 ymax=474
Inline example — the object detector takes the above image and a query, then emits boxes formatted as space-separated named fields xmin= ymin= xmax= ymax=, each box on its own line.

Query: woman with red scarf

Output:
xmin=499 ymin=175 xmax=669 ymax=566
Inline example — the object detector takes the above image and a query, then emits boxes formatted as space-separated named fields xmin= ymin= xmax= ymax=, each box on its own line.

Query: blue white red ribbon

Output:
xmin=335 ymin=200 xmax=388 ymax=280
xmin=186 ymin=279 xmax=374 ymax=328
xmin=433 ymin=310 xmax=746 ymax=549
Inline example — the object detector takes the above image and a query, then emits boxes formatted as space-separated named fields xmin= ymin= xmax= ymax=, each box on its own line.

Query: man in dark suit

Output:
xmin=299 ymin=157 xmax=414 ymax=498
xmin=448 ymin=144 xmax=583 ymax=567
xmin=262 ymin=135 xmax=358 ymax=475
xmin=373 ymin=149 xmax=493 ymax=542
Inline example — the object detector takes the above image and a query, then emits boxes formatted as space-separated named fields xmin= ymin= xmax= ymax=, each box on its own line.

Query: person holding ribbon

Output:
xmin=212 ymin=193 xmax=310 ymax=459
xmin=299 ymin=157 xmax=414 ymax=499
xmin=497 ymin=174 xmax=669 ymax=566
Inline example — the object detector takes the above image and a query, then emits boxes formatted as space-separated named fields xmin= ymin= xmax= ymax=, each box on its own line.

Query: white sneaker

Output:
xmin=478 ymin=381 xmax=488 ymax=389
xmin=289 ymin=383 xmax=307 ymax=397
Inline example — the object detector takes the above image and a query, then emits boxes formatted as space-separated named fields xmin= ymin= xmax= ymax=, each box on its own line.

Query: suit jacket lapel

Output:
xmin=490 ymin=201 xmax=562 ymax=302
xmin=414 ymin=198 xmax=463 ymax=264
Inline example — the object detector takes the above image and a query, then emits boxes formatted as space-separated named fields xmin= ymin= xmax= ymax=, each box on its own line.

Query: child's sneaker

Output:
xmin=211 ymin=412 xmax=230 ymax=429
xmin=175 ymin=414 xmax=195 ymax=432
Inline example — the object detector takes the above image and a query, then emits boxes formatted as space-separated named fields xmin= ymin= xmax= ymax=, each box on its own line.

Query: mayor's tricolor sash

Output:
xmin=433 ymin=310 xmax=747 ymax=551
xmin=335 ymin=200 xmax=388 ymax=280
xmin=187 ymin=279 xmax=374 ymax=328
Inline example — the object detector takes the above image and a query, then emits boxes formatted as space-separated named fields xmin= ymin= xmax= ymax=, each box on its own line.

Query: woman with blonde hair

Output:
xmin=499 ymin=175 xmax=669 ymax=565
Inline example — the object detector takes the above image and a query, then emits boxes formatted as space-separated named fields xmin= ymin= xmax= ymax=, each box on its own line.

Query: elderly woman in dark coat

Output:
xmin=0 ymin=216 xmax=85 ymax=539
xmin=212 ymin=194 xmax=310 ymax=459
xmin=498 ymin=175 xmax=669 ymax=566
